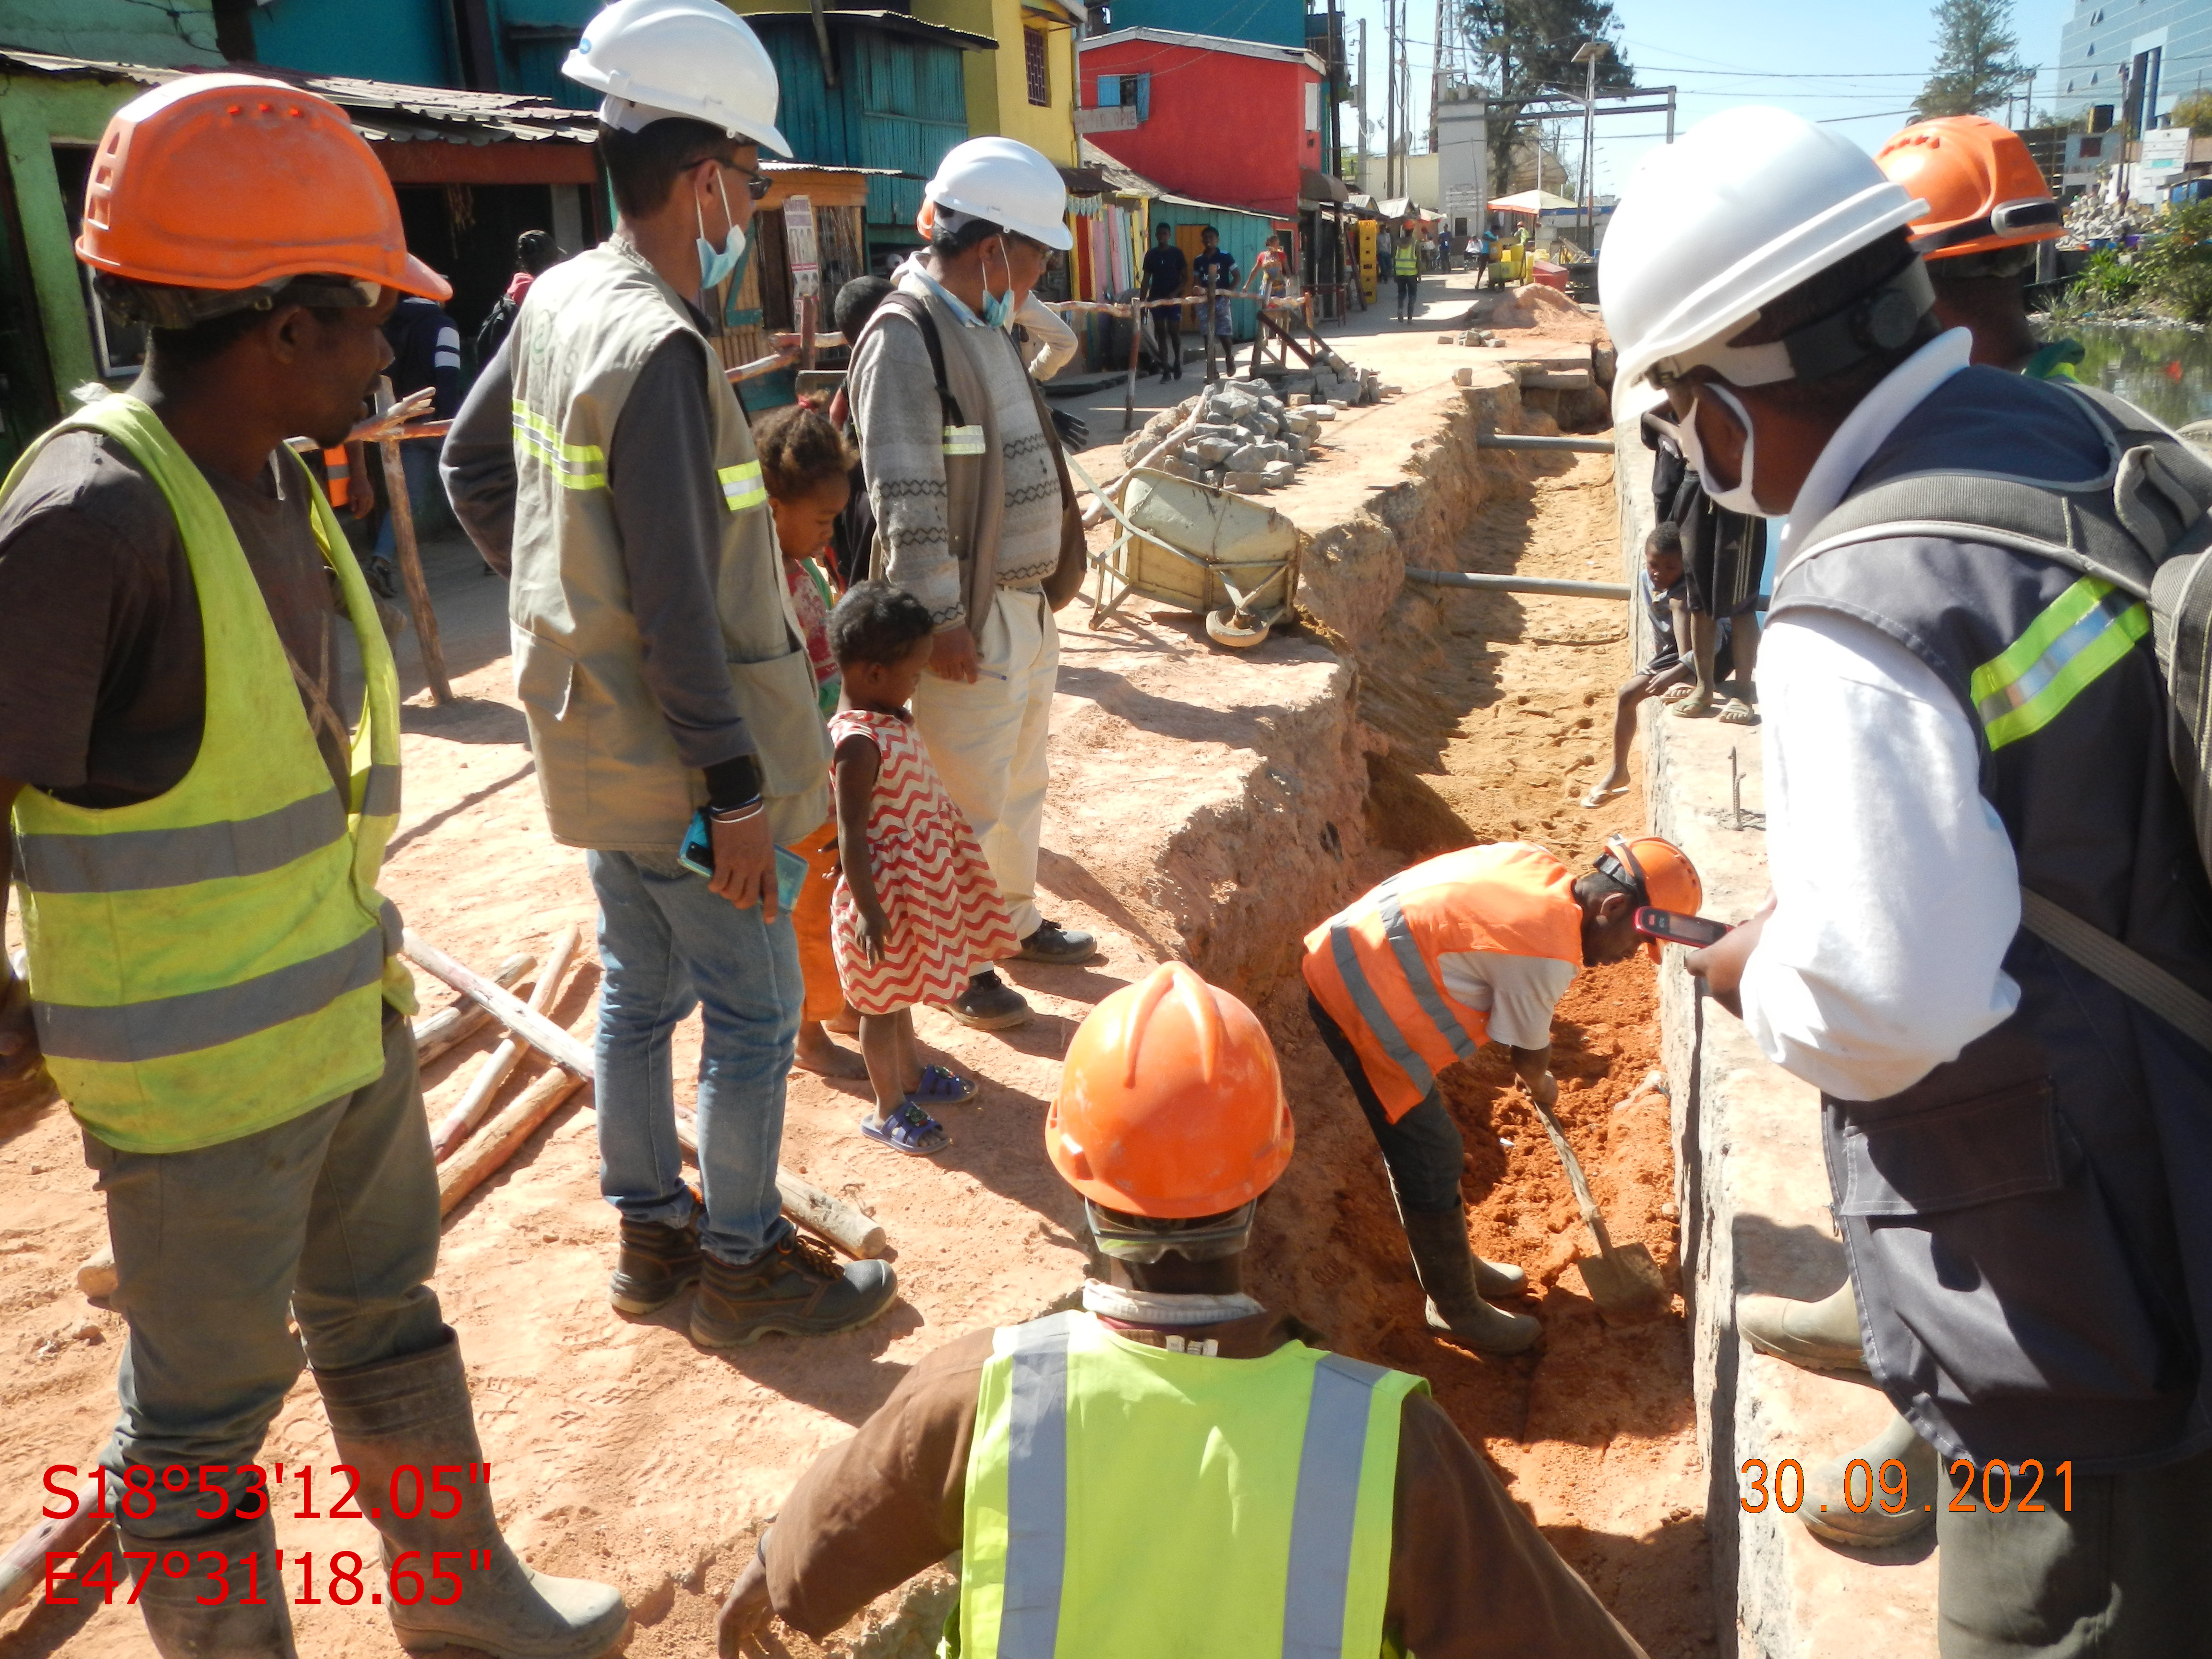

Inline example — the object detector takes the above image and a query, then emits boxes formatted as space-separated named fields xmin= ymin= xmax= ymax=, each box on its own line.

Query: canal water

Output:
xmin=2068 ymin=322 xmax=2212 ymax=428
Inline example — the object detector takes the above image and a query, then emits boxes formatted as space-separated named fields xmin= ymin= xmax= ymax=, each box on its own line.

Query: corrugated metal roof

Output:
xmin=0 ymin=48 xmax=598 ymax=145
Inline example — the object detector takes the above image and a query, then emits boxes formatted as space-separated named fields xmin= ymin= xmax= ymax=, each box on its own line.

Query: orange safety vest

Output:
xmin=1301 ymin=842 xmax=1583 ymax=1119
xmin=322 ymin=445 xmax=351 ymax=508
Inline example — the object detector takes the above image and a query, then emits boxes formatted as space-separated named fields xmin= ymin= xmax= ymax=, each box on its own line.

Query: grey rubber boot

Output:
xmin=118 ymin=1511 xmax=297 ymax=1658
xmin=1402 ymin=1209 xmax=1541 ymax=1355
xmin=315 ymin=1330 xmax=629 ymax=1659
xmin=1739 ymin=1280 xmax=1867 ymax=1372
xmin=1798 ymin=1410 xmax=1939 ymax=1549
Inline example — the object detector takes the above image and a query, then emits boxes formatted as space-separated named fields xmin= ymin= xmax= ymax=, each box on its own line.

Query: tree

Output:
xmin=1914 ymin=0 xmax=2026 ymax=119
xmin=1463 ymin=0 xmax=1635 ymax=195
xmin=2170 ymin=89 xmax=2212 ymax=137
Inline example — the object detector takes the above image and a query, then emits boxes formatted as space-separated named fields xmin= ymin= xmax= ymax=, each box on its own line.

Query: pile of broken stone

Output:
xmin=1119 ymin=364 xmax=1398 ymax=494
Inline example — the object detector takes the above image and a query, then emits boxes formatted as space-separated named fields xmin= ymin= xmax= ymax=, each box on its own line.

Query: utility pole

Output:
xmin=1572 ymin=41 xmax=1607 ymax=249
xmin=1358 ymin=17 xmax=1369 ymax=191
xmin=1384 ymin=0 xmax=1397 ymax=199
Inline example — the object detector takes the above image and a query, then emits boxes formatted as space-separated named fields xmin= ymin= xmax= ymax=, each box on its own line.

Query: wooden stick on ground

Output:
xmin=430 ymin=926 xmax=578 ymax=1161
xmin=414 ymin=950 xmax=535 ymax=1065
xmin=375 ymin=433 xmax=454 ymax=705
xmin=437 ymin=1067 xmax=590 ymax=1217
xmin=672 ymin=1113 xmax=887 ymax=1260
xmin=403 ymin=931 xmax=593 ymax=1075
xmin=0 ymin=1472 xmax=107 ymax=1621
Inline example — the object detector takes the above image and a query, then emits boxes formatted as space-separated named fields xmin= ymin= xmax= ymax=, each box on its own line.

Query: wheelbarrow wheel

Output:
xmin=1206 ymin=606 xmax=1272 ymax=649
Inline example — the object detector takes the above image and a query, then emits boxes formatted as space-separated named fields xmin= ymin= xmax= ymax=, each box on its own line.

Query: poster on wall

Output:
xmin=785 ymin=194 xmax=820 ymax=303
xmin=2134 ymin=126 xmax=2191 ymax=204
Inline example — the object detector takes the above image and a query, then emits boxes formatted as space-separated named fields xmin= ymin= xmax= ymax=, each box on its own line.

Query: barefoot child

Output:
xmin=828 ymin=583 xmax=1018 ymax=1154
xmin=755 ymin=400 xmax=868 ymax=1079
xmin=1582 ymin=522 xmax=1729 ymax=807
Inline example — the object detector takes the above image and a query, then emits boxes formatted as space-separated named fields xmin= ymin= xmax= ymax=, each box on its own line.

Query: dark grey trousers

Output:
xmin=84 ymin=1009 xmax=446 ymax=1540
xmin=1937 ymin=1443 xmax=2212 ymax=1657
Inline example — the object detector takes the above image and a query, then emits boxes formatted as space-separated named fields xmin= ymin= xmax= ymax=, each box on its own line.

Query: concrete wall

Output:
xmin=1080 ymin=41 xmax=1318 ymax=218
xmin=914 ymin=0 xmax=1079 ymax=166
xmin=1615 ymin=409 xmax=1940 ymax=1657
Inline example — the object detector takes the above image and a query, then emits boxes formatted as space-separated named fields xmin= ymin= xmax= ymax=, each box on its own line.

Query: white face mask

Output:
xmin=1677 ymin=381 xmax=1776 ymax=519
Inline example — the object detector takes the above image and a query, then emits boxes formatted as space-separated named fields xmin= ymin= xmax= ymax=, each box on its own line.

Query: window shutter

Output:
xmin=1097 ymin=73 xmax=1120 ymax=107
xmin=1135 ymin=73 xmax=1151 ymax=122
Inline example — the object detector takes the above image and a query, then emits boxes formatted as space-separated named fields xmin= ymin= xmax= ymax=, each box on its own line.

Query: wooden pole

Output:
xmin=402 ymin=930 xmax=594 ymax=1075
xmin=414 ymin=951 xmax=535 ymax=1064
xmin=430 ymin=925 xmax=579 ymax=1161
xmin=376 ymin=434 xmax=454 ymax=705
xmin=0 ymin=1473 xmax=107 ymax=1620
xmin=1202 ymin=276 xmax=1219 ymax=384
xmin=1122 ymin=295 xmax=1142 ymax=433
xmin=437 ymin=1066 xmax=590 ymax=1216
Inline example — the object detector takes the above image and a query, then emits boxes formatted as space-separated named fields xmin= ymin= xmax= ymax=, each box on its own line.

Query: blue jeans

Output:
xmin=373 ymin=441 xmax=440 ymax=558
xmin=85 ymin=1009 xmax=446 ymax=1539
xmin=588 ymin=848 xmax=801 ymax=1265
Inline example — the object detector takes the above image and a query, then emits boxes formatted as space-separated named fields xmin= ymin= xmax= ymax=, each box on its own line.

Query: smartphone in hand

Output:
xmin=1635 ymin=906 xmax=1731 ymax=949
xmin=678 ymin=809 xmax=811 ymax=912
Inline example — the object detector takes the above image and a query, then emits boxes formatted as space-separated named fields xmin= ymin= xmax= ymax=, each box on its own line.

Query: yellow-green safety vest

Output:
xmin=1394 ymin=241 xmax=1419 ymax=277
xmin=953 ymin=1310 xmax=1421 ymax=1658
xmin=5 ymin=396 xmax=409 ymax=1154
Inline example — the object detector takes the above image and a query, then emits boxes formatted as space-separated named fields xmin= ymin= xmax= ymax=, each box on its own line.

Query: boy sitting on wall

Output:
xmin=1583 ymin=521 xmax=1728 ymax=808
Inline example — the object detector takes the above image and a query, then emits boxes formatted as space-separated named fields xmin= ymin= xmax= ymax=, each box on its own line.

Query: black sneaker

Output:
xmin=949 ymin=970 xmax=1031 ymax=1030
xmin=688 ymin=1235 xmax=897 ymax=1348
xmin=610 ymin=1212 xmax=702 ymax=1314
xmin=1017 ymin=919 xmax=1098 ymax=964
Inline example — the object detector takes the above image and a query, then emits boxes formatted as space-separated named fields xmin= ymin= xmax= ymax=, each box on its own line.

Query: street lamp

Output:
xmin=1572 ymin=40 xmax=1609 ymax=252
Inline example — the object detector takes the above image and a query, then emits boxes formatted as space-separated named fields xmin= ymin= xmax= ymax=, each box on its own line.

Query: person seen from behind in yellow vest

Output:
xmin=1303 ymin=835 xmax=1703 ymax=1355
xmin=442 ymin=0 xmax=896 ymax=1350
xmin=0 ymin=75 xmax=627 ymax=1659
xmin=1393 ymin=219 xmax=1422 ymax=322
xmin=714 ymin=961 xmax=1651 ymax=1659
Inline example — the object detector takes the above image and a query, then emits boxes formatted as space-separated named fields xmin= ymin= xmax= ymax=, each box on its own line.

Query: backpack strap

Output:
xmin=2020 ymin=887 xmax=2212 ymax=1053
xmin=872 ymin=290 xmax=966 ymax=431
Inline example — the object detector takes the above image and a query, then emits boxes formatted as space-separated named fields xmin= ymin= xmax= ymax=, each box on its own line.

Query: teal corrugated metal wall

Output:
xmin=748 ymin=17 xmax=969 ymax=238
xmin=1149 ymin=204 xmax=1277 ymax=341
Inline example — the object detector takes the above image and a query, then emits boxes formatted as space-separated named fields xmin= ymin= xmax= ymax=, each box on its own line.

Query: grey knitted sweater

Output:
xmin=849 ymin=270 xmax=1063 ymax=629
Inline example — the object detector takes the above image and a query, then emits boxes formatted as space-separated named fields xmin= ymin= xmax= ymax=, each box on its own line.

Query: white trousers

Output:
xmin=909 ymin=586 xmax=1058 ymax=942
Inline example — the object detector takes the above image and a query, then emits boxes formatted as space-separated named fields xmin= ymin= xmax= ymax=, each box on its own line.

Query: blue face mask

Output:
xmin=696 ymin=171 xmax=747 ymax=294
xmin=980 ymin=240 xmax=1016 ymax=330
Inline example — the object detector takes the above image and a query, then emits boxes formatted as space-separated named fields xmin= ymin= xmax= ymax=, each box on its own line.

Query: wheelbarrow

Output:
xmin=1075 ymin=463 xmax=1303 ymax=649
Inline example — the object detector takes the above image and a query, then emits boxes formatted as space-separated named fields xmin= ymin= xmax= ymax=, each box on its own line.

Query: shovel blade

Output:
xmin=1574 ymin=1242 xmax=1672 ymax=1325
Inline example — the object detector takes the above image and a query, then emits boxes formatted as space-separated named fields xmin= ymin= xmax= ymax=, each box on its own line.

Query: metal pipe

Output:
xmin=1477 ymin=433 xmax=1615 ymax=453
xmin=1405 ymin=567 xmax=1629 ymax=599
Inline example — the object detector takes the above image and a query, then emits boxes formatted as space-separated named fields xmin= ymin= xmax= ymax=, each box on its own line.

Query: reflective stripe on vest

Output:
xmin=944 ymin=423 xmax=987 ymax=457
xmin=1394 ymin=243 xmax=1418 ymax=275
xmin=511 ymin=399 xmax=608 ymax=490
xmin=4 ymin=397 xmax=406 ymax=1154
xmin=1970 ymin=576 xmax=2150 ymax=751
xmin=962 ymin=1311 xmax=1416 ymax=1659
xmin=718 ymin=458 xmax=767 ymax=511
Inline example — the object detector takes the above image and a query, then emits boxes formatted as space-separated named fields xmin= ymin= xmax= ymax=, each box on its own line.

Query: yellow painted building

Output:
xmin=912 ymin=0 xmax=1082 ymax=165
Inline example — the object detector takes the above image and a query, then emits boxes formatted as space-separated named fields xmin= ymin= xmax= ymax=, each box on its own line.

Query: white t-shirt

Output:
xmin=1437 ymin=952 xmax=1577 ymax=1050
xmin=1738 ymin=327 xmax=2023 ymax=1101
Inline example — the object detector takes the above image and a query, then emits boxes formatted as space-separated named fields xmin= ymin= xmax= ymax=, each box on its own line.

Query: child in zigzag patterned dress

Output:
xmin=827 ymin=582 xmax=1018 ymax=1155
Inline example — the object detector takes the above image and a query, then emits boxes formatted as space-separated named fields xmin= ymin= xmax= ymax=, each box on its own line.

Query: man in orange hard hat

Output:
xmin=1303 ymin=835 xmax=1701 ymax=1354
xmin=1876 ymin=114 xmax=2078 ymax=380
xmin=0 ymin=77 xmax=625 ymax=1659
xmin=715 ymin=962 xmax=1648 ymax=1659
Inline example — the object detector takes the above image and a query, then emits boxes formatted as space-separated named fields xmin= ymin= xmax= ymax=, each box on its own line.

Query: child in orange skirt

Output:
xmin=755 ymin=400 xmax=866 ymax=1080
xmin=828 ymin=582 xmax=1017 ymax=1154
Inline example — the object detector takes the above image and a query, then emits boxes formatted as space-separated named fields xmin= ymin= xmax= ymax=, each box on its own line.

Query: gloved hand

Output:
xmin=1051 ymin=407 xmax=1089 ymax=450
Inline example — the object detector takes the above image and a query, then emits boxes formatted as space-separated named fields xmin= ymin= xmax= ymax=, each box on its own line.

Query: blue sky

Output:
xmin=1328 ymin=0 xmax=2073 ymax=193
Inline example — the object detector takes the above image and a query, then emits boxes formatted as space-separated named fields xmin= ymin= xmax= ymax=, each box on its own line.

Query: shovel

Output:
xmin=1525 ymin=1087 xmax=1672 ymax=1324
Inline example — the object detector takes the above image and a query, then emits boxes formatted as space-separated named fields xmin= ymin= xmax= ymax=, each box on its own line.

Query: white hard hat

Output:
xmin=565 ymin=0 xmax=791 ymax=157
xmin=1601 ymin=107 xmax=1927 ymax=405
xmin=924 ymin=137 xmax=1074 ymax=252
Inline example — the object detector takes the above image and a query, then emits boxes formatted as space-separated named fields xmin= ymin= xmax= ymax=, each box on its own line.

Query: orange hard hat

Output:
xmin=1875 ymin=116 xmax=2062 ymax=264
xmin=76 ymin=74 xmax=450 ymax=303
xmin=1595 ymin=833 xmax=1704 ymax=963
xmin=1047 ymin=962 xmax=1293 ymax=1218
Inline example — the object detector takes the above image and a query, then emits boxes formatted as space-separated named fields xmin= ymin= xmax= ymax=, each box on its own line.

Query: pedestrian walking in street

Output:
xmin=1141 ymin=221 xmax=1188 ymax=382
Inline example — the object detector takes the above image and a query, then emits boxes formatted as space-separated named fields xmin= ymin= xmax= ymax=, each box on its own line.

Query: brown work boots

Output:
xmin=612 ymin=1213 xmax=898 ymax=1347
xmin=690 ymin=1233 xmax=898 ymax=1348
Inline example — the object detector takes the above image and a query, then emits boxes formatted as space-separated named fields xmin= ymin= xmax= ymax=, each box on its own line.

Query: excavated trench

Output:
xmin=0 ymin=362 xmax=1710 ymax=1659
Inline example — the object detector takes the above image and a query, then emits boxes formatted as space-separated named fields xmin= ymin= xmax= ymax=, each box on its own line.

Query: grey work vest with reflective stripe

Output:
xmin=1772 ymin=363 xmax=2212 ymax=1474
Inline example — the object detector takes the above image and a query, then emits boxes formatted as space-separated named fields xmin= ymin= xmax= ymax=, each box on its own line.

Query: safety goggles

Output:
xmin=1593 ymin=833 xmax=1651 ymax=907
xmin=1644 ymin=259 xmax=1935 ymax=391
xmin=1085 ymin=1200 xmax=1257 ymax=1264
xmin=1910 ymin=196 xmax=2062 ymax=257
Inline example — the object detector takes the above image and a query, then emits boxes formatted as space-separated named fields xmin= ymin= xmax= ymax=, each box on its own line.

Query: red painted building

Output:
xmin=1078 ymin=28 xmax=1325 ymax=220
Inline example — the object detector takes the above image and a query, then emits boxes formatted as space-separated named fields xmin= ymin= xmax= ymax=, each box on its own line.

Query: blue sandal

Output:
xmin=913 ymin=1064 xmax=979 ymax=1106
xmin=859 ymin=1100 xmax=951 ymax=1157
